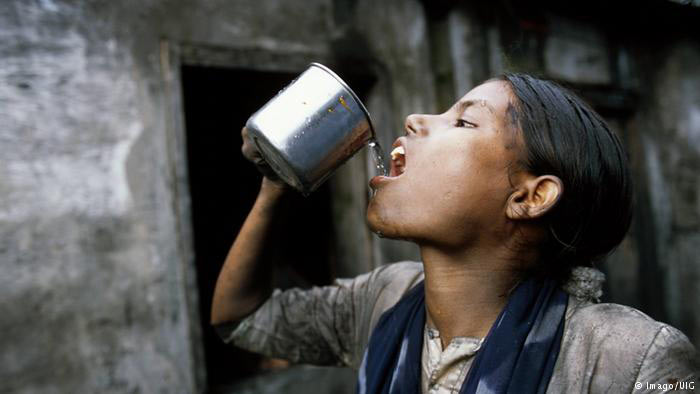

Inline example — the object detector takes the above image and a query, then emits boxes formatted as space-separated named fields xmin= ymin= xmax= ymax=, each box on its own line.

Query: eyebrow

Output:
xmin=456 ymin=99 xmax=495 ymax=115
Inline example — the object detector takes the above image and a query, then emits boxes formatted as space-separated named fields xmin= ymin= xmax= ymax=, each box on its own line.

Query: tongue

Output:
xmin=390 ymin=160 xmax=404 ymax=177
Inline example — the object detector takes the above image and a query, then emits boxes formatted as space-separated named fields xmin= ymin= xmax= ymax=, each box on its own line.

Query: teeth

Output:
xmin=390 ymin=146 xmax=405 ymax=160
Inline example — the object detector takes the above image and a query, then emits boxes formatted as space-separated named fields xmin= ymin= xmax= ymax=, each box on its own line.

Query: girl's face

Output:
xmin=367 ymin=80 xmax=524 ymax=249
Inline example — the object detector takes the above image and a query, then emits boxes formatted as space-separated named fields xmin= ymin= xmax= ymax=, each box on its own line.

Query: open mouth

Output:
xmin=369 ymin=137 xmax=407 ymax=189
xmin=389 ymin=145 xmax=406 ymax=177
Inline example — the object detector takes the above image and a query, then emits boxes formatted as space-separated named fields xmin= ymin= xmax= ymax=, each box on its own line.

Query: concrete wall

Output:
xmin=631 ymin=42 xmax=700 ymax=342
xmin=1 ymin=0 xmax=698 ymax=393
xmin=0 ymin=1 xmax=198 ymax=392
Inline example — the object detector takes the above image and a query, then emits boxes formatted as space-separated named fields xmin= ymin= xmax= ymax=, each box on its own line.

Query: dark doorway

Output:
xmin=180 ymin=66 xmax=339 ymax=391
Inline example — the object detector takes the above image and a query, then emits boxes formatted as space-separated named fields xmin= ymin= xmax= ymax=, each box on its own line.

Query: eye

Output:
xmin=455 ymin=119 xmax=477 ymax=128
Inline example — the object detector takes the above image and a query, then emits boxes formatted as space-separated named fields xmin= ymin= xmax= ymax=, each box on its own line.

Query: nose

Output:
xmin=405 ymin=114 xmax=428 ymax=136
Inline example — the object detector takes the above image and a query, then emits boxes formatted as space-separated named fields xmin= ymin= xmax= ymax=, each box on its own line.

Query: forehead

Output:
xmin=455 ymin=80 xmax=513 ymax=119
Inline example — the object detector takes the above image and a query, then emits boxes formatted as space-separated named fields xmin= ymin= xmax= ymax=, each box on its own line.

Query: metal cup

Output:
xmin=245 ymin=63 xmax=375 ymax=195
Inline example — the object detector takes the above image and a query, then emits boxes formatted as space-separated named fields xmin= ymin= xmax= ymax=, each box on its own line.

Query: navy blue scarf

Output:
xmin=356 ymin=277 xmax=568 ymax=394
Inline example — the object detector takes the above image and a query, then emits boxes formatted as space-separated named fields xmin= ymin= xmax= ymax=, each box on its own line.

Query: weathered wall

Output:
xmin=0 ymin=2 xmax=195 ymax=392
xmin=632 ymin=42 xmax=700 ymax=342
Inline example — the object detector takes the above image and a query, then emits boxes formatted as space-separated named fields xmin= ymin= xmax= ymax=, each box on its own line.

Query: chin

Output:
xmin=366 ymin=201 xmax=384 ymax=232
xmin=366 ymin=197 xmax=407 ymax=240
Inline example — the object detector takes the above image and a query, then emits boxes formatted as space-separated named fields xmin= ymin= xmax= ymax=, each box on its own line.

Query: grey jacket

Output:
xmin=219 ymin=262 xmax=699 ymax=393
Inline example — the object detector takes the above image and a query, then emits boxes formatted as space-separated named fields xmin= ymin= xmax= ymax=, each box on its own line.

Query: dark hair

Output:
xmin=499 ymin=73 xmax=633 ymax=276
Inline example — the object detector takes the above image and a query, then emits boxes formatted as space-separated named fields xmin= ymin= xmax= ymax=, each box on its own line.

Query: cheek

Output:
xmin=366 ymin=136 xmax=514 ymax=239
xmin=411 ymin=139 xmax=511 ymax=217
xmin=370 ymin=145 xmax=474 ymax=231
xmin=411 ymin=142 xmax=477 ymax=196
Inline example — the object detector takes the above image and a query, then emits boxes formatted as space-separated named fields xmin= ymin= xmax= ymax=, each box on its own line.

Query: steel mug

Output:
xmin=245 ymin=63 xmax=375 ymax=195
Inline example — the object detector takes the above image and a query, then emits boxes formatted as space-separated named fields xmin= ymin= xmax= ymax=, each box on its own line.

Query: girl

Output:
xmin=211 ymin=74 xmax=698 ymax=393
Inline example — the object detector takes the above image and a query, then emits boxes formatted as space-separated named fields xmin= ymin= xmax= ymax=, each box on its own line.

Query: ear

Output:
xmin=506 ymin=175 xmax=563 ymax=220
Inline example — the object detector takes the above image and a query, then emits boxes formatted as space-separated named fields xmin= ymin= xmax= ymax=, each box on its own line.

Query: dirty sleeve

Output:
xmin=216 ymin=261 xmax=425 ymax=369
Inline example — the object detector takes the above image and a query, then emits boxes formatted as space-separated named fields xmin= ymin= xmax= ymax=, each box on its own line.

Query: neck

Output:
xmin=419 ymin=244 xmax=534 ymax=347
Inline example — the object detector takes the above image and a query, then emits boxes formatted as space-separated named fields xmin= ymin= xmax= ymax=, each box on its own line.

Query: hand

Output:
xmin=241 ymin=126 xmax=288 ymax=189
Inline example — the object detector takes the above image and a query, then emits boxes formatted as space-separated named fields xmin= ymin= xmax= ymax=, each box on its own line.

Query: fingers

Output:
xmin=240 ymin=125 xmax=287 ymax=186
xmin=241 ymin=126 xmax=260 ymax=161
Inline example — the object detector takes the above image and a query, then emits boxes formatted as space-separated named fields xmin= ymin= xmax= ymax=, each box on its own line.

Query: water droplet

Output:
xmin=368 ymin=138 xmax=388 ymax=177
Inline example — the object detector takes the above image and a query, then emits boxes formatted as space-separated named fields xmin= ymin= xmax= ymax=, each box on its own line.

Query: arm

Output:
xmin=210 ymin=126 xmax=291 ymax=325
xmin=220 ymin=262 xmax=425 ymax=368
xmin=210 ymin=178 xmax=290 ymax=325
